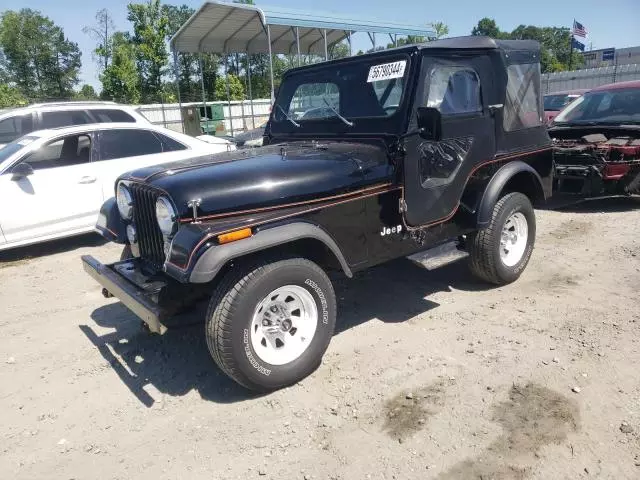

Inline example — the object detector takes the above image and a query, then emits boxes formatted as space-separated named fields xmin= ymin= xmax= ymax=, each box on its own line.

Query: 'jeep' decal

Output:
xmin=380 ymin=224 xmax=403 ymax=236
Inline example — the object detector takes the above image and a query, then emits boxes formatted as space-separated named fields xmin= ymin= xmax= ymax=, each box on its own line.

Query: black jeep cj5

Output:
xmin=83 ymin=36 xmax=553 ymax=391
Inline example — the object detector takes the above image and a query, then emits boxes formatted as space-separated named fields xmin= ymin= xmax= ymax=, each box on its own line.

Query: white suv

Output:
xmin=0 ymin=122 xmax=235 ymax=251
xmin=0 ymin=101 xmax=150 ymax=148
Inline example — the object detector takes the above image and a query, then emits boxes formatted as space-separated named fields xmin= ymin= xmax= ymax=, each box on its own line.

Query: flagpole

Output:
xmin=569 ymin=19 xmax=574 ymax=70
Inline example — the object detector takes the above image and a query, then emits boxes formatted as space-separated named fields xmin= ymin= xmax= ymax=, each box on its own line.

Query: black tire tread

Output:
xmin=468 ymin=192 xmax=530 ymax=285
xmin=205 ymin=257 xmax=332 ymax=390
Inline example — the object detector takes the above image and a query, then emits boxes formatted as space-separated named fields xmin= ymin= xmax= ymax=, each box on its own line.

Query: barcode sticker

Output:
xmin=367 ymin=60 xmax=407 ymax=82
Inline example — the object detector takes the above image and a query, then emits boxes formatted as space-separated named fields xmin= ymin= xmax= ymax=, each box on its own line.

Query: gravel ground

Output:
xmin=1 ymin=197 xmax=639 ymax=480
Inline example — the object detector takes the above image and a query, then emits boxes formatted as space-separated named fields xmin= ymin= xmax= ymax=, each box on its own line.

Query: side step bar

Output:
xmin=406 ymin=240 xmax=469 ymax=271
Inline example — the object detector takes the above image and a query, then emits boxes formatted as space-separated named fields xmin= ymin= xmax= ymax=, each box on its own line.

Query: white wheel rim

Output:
xmin=250 ymin=285 xmax=318 ymax=366
xmin=499 ymin=212 xmax=529 ymax=267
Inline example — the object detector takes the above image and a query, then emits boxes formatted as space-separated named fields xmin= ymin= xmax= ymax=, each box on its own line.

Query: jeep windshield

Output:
xmin=272 ymin=55 xmax=410 ymax=132
xmin=553 ymin=87 xmax=640 ymax=125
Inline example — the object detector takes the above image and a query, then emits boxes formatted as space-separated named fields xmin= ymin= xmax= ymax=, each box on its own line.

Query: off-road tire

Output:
xmin=120 ymin=245 xmax=133 ymax=261
xmin=205 ymin=257 xmax=337 ymax=391
xmin=468 ymin=192 xmax=536 ymax=285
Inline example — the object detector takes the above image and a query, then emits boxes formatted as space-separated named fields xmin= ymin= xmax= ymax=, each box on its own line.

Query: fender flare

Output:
xmin=189 ymin=222 xmax=353 ymax=283
xmin=95 ymin=197 xmax=127 ymax=244
xmin=476 ymin=160 xmax=545 ymax=229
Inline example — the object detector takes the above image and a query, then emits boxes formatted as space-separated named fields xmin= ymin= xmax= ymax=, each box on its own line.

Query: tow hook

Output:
xmin=102 ymin=288 xmax=113 ymax=298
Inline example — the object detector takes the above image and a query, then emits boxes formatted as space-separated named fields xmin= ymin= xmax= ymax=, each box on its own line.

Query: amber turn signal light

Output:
xmin=217 ymin=228 xmax=252 ymax=244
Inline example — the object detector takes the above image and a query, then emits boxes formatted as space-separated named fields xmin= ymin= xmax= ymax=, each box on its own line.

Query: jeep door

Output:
xmin=0 ymin=132 xmax=102 ymax=245
xmin=402 ymin=53 xmax=497 ymax=227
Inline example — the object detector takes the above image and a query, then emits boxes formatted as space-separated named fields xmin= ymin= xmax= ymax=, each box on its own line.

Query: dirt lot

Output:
xmin=1 ymin=198 xmax=640 ymax=480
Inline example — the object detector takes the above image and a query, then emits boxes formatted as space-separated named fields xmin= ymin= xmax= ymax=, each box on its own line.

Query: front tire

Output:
xmin=468 ymin=192 xmax=536 ymax=285
xmin=205 ymin=257 xmax=337 ymax=391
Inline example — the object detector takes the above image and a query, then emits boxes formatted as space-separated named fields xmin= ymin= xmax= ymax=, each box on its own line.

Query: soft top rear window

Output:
xmin=504 ymin=62 xmax=543 ymax=131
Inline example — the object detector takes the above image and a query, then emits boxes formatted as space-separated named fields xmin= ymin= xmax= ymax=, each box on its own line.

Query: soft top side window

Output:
xmin=426 ymin=66 xmax=482 ymax=115
xmin=503 ymin=63 xmax=543 ymax=131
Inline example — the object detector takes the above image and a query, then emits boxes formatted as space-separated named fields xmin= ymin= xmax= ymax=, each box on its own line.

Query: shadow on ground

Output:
xmin=0 ymin=233 xmax=105 ymax=264
xmin=543 ymin=194 xmax=640 ymax=214
xmin=81 ymin=257 xmax=493 ymax=406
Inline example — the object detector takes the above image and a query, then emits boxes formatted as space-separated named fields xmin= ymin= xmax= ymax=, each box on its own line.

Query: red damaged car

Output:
xmin=544 ymin=88 xmax=589 ymax=123
xmin=549 ymin=80 xmax=640 ymax=196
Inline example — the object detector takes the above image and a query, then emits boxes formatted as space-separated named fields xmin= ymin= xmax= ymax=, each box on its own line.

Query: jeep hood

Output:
xmin=122 ymin=142 xmax=391 ymax=220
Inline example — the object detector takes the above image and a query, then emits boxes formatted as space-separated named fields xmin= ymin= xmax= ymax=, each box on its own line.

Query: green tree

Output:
xmin=214 ymin=73 xmax=245 ymax=101
xmin=82 ymin=9 xmax=115 ymax=72
xmin=74 ymin=84 xmax=98 ymax=100
xmin=0 ymin=83 xmax=27 ymax=107
xmin=431 ymin=22 xmax=449 ymax=39
xmin=470 ymin=18 xmax=584 ymax=72
xmin=387 ymin=35 xmax=427 ymax=49
xmin=329 ymin=41 xmax=350 ymax=60
xmin=127 ymin=0 xmax=169 ymax=102
xmin=471 ymin=18 xmax=503 ymax=38
xmin=100 ymin=31 xmax=140 ymax=103
xmin=163 ymin=4 xmax=200 ymax=101
xmin=0 ymin=9 xmax=81 ymax=100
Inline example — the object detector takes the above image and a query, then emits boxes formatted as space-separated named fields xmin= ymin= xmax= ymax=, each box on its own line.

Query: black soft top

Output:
xmin=288 ymin=36 xmax=540 ymax=75
xmin=415 ymin=36 xmax=539 ymax=53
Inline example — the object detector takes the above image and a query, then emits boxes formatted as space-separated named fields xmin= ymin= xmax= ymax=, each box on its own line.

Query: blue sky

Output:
xmin=3 ymin=0 xmax=640 ymax=90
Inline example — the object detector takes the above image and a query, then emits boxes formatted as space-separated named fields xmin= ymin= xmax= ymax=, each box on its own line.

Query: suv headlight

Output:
xmin=155 ymin=196 xmax=177 ymax=235
xmin=116 ymin=184 xmax=133 ymax=220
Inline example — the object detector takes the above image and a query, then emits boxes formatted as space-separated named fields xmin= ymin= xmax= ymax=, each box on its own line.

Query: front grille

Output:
xmin=129 ymin=183 xmax=165 ymax=270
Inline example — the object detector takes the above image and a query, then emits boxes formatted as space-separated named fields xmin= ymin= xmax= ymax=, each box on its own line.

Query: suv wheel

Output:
xmin=468 ymin=192 xmax=535 ymax=285
xmin=205 ymin=257 xmax=336 ymax=391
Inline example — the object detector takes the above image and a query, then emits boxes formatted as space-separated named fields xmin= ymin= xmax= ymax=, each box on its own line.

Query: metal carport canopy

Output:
xmin=169 ymin=1 xmax=436 ymax=55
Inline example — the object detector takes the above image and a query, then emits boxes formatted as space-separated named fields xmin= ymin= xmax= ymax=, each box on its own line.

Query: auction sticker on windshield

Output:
xmin=367 ymin=60 xmax=407 ymax=83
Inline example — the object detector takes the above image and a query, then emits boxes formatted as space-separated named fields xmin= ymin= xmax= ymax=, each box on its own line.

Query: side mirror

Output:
xmin=416 ymin=107 xmax=442 ymax=141
xmin=11 ymin=162 xmax=34 ymax=181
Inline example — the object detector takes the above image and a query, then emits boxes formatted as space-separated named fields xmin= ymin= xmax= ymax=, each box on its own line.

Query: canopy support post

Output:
xmin=172 ymin=48 xmax=183 ymax=133
xmin=224 ymin=53 xmax=234 ymax=137
xmin=322 ymin=29 xmax=328 ymax=60
xmin=296 ymin=27 xmax=301 ymax=66
xmin=367 ymin=32 xmax=376 ymax=51
xmin=267 ymin=25 xmax=275 ymax=103
xmin=199 ymin=53 xmax=207 ymax=134
xmin=347 ymin=32 xmax=352 ymax=56
xmin=246 ymin=51 xmax=255 ymax=129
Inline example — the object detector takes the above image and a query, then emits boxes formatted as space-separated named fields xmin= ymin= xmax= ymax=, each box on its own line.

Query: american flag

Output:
xmin=572 ymin=20 xmax=587 ymax=38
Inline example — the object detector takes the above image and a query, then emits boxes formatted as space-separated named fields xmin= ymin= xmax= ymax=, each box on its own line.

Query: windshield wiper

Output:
xmin=276 ymin=105 xmax=300 ymax=128
xmin=322 ymin=96 xmax=353 ymax=127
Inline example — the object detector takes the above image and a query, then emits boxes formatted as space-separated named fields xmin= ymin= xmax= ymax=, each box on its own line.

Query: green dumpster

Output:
xmin=199 ymin=104 xmax=226 ymax=135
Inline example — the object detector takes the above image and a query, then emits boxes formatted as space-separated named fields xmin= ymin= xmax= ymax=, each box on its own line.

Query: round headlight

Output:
xmin=116 ymin=184 xmax=133 ymax=220
xmin=155 ymin=197 xmax=177 ymax=236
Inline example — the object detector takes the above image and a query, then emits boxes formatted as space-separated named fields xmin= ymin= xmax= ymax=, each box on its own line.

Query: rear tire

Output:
xmin=468 ymin=192 xmax=535 ymax=285
xmin=205 ymin=257 xmax=336 ymax=392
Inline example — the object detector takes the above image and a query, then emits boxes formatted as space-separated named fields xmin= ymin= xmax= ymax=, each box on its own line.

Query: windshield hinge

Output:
xmin=187 ymin=198 xmax=202 ymax=223
xmin=399 ymin=198 xmax=407 ymax=213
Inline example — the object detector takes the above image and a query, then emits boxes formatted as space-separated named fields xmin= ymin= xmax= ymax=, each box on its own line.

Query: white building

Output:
xmin=582 ymin=45 xmax=640 ymax=68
